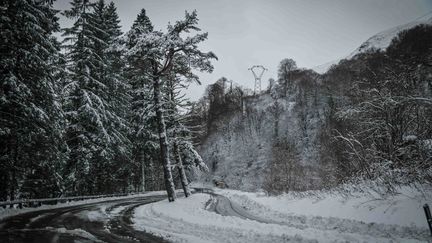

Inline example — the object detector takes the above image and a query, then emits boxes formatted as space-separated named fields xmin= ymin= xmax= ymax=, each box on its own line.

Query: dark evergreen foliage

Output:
xmin=0 ymin=0 xmax=66 ymax=200
xmin=62 ymin=0 xmax=131 ymax=195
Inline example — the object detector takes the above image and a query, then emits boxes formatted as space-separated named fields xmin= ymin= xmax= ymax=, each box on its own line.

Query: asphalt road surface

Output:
xmin=0 ymin=195 xmax=169 ymax=243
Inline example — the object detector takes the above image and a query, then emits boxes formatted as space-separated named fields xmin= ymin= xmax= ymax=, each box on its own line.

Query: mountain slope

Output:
xmin=195 ymin=19 xmax=432 ymax=194
xmin=197 ymin=82 xmax=326 ymax=192
xmin=312 ymin=15 xmax=432 ymax=74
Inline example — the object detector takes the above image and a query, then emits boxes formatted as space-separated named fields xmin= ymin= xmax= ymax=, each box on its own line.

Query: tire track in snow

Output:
xmin=205 ymin=190 xmax=429 ymax=242
xmin=133 ymin=192 xmax=425 ymax=243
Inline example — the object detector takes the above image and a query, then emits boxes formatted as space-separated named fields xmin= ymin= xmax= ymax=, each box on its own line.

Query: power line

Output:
xmin=248 ymin=65 xmax=268 ymax=95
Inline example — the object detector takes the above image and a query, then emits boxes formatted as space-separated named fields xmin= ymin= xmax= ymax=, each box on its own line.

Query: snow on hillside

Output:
xmin=197 ymin=92 xmax=324 ymax=191
xmin=347 ymin=16 xmax=432 ymax=59
xmin=311 ymin=59 xmax=339 ymax=74
xmin=132 ymin=187 xmax=431 ymax=242
xmin=197 ymin=94 xmax=281 ymax=191
xmin=312 ymin=15 xmax=432 ymax=74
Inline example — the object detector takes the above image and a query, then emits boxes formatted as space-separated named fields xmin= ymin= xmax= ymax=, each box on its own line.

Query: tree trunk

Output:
xmin=141 ymin=150 xmax=145 ymax=192
xmin=11 ymin=132 xmax=18 ymax=201
xmin=152 ymin=75 xmax=176 ymax=202
xmin=149 ymin=157 xmax=154 ymax=190
xmin=10 ymin=169 xmax=15 ymax=201
xmin=174 ymin=139 xmax=191 ymax=197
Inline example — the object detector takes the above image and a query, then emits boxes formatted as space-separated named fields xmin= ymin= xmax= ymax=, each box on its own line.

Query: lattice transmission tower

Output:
xmin=248 ymin=65 xmax=268 ymax=95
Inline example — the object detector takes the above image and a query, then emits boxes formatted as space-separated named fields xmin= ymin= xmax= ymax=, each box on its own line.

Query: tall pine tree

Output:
xmin=164 ymin=73 xmax=209 ymax=197
xmin=0 ymin=0 xmax=66 ymax=200
xmin=125 ymin=9 xmax=162 ymax=192
xmin=126 ymin=10 xmax=216 ymax=201
xmin=62 ymin=0 xmax=129 ymax=195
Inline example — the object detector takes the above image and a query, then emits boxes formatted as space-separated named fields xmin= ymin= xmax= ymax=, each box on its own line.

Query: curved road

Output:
xmin=0 ymin=195 xmax=169 ymax=243
xmin=0 ymin=189 xmax=265 ymax=243
xmin=1 ymin=190 xmax=427 ymax=242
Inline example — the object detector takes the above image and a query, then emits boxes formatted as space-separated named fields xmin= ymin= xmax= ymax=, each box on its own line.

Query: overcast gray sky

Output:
xmin=54 ymin=0 xmax=432 ymax=100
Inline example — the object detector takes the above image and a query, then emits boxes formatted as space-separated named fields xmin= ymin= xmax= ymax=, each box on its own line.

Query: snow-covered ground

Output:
xmin=217 ymin=186 xmax=431 ymax=228
xmin=133 ymin=186 xmax=431 ymax=242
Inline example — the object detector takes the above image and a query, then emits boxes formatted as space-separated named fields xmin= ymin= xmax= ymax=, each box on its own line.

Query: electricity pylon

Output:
xmin=248 ymin=65 xmax=268 ymax=95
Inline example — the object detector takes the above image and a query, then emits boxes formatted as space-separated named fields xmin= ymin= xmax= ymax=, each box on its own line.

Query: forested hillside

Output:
xmin=192 ymin=24 xmax=432 ymax=194
xmin=0 ymin=0 xmax=213 ymax=201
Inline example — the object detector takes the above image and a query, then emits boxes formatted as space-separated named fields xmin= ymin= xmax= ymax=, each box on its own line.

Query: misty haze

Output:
xmin=1 ymin=0 xmax=432 ymax=242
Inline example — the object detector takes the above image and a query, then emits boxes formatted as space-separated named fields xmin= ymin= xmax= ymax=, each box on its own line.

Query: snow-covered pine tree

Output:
xmin=0 ymin=0 xmax=66 ymax=200
xmin=62 ymin=0 xmax=97 ymax=195
xmin=126 ymin=10 xmax=217 ymax=201
xmin=103 ymin=1 xmax=133 ymax=193
xmin=91 ymin=0 xmax=131 ymax=193
xmin=163 ymin=74 xmax=190 ymax=196
xmin=62 ymin=0 xmax=130 ymax=195
xmin=164 ymin=74 xmax=209 ymax=197
xmin=125 ymin=9 xmax=161 ymax=192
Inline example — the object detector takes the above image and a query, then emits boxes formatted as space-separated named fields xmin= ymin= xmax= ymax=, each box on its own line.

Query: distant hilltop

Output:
xmin=312 ymin=14 xmax=432 ymax=74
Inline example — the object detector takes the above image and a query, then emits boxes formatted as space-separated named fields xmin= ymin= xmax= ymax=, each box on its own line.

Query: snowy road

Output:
xmin=0 ymin=194 xmax=169 ymax=243
xmin=204 ymin=191 xmax=269 ymax=222
xmin=0 ymin=189 xmax=429 ymax=242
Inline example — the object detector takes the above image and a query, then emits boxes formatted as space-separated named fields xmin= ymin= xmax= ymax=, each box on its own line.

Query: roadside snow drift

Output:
xmin=132 ymin=189 xmax=431 ymax=243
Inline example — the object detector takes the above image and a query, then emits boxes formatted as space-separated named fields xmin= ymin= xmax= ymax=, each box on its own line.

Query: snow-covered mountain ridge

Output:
xmin=312 ymin=15 xmax=432 ymax=74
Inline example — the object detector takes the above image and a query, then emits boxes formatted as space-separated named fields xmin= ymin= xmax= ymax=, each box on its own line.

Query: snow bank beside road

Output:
xmin=132 ymin=192 xmax=428 ymax=242
xmin=217 ymin=187 xmax=431 ymax=229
